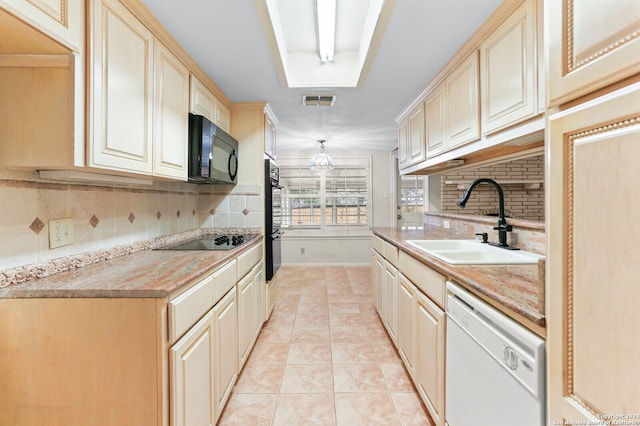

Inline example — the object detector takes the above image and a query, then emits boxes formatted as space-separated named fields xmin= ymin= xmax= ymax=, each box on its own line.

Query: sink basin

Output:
xmin=405 ymin=239 xmax=544 ymax=265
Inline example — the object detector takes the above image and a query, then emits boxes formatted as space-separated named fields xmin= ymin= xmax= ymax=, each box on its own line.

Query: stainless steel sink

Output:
xmin=405 ymin=239 xmax=544 ymax=265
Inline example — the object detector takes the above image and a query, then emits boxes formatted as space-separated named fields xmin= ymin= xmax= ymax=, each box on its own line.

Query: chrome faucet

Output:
xmin=457 ymin=178 xmax=517 ymax=249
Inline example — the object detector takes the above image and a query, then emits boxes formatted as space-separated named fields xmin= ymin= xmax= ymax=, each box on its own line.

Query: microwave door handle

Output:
xmin=228 ymin=149 xmax=238 ymax=181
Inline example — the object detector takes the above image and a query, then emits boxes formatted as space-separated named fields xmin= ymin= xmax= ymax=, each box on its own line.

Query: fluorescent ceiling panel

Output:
xmin=257 ymin=0 xmax=395 ymax=88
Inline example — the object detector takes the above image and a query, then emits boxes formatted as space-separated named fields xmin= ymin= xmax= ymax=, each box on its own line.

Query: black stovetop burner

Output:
xmin=155 ymin=234 xmax=255 ymax=251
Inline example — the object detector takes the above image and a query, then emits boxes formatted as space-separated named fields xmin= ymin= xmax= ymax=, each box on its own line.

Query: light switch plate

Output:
xmin=49 ymin=218 xmax=74 ymax=249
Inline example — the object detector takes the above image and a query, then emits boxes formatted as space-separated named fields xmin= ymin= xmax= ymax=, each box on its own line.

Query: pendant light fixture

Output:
xmin=309 ymin=140 xmax=334 ymax=171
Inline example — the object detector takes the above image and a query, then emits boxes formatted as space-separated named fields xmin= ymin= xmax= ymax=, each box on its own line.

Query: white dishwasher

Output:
xmin=445 ymin=281 xmax=545 ymax=426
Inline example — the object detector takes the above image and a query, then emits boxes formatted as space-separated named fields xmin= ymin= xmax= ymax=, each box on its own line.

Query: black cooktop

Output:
xmin=155 ymin=234 xmax=256 ymax=251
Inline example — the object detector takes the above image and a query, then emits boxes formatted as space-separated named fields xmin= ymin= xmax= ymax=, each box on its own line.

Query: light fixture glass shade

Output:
xmin=309 ymin=141 xmax=334 ymax=170
xmin=316 ymin=0 xmax=336 ymax=62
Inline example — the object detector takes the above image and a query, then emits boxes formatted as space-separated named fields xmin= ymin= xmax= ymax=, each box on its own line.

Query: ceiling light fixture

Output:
xmin=309 ymin=140 xmax=334 ymax=170
xmin=316 ymin=0 xmax=336 ymax=62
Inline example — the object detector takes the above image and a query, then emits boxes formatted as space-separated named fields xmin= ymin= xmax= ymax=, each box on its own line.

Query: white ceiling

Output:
xmin=141 ymin=0 xmax=503 ymax=153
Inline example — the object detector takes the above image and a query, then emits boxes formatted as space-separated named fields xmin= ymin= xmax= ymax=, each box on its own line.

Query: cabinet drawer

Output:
xmin=213 ymin=259 xmax=238 ymax=303
xmin=383 ymin=240 xmax=399 ymax=267
xmin=372 ymin=235 xmax=384 ymax=254
xmin=399 ymin=251 xmax=445 ymax=308
xmin=168 ymin=273 xmax=215 ymax=344
xmin=237 ymin=242 xmax=262 ymax=280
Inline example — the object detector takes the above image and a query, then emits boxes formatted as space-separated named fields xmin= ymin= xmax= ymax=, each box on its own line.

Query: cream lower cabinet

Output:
xmin=212 ymin=287 xmax=238 ymax=421
xmin=168 ymin=285 xmax=237 ymax=426
xmin=237 ymin=261 xmax=264 ymax=367
xmin=547 ymin=82 xmax=640 ymax=423
xmin=396 ymin=249 xmax=446 ymax=426
xmin=170 ymin=306 xmax=216 ymax=426
xmin=381 ymin=257 xmax=398 ymax=345
xmin=397 ymin=274 xmax=417 ymax=378
xmin=265 ymin=273 xmax=278 ymax=321
xmin=414 ymin=288 xmax=445 ymax=426
xmin=371 ymin=236 xmax=399 ymax=346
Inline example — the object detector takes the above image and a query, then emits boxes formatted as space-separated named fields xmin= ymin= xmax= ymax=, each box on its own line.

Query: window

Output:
xmin=400 ymin=176 xmax=425 ymax=214
xmin=280 ymin=157 xmax=371 ymax=232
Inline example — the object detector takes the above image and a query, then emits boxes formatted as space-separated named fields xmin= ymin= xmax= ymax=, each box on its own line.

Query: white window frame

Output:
xmin=279 ymin=156 xmax=372 ymax=235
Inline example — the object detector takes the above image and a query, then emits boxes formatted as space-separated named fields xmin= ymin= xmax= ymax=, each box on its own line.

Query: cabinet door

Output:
xmin=0 ymin=0 xmax=84 ymax=51
xmin=397 ymin=119 xmax=409 ymax=169
xmin=170 ymin=309 xmax=215 ymax=426
xmin=372 ymin=250 xmax=384 ymax=315
xmin=547 ymin=82 xmax=640 ymax=423
xmin=190 ymin=75 xmax=216 ymax=122
xmin=154 ymin=42 xmax=189 ymax=179
xmin=547 ymin=0 xmax=640 ymax=106
xmin=415 ymin=291 xmax=445 ymax=426
xmin=480 ymin=0 xmax=536 ymax=135
xmin=237 ymin=266 xmax=258 ymax=367
xmin=265 ymin=114 xmax=277 ymax=159
xmin=408 ymin=103 xmax=427 ymax=165
xmin=397 ymin=274 xmax=416 ymax=378
xmin=213 ymin=287 xmax=238 ymax=423
xmin=425 ymin=84 xmax=446 ymax=158
xmin=445 ymin=51 xmax=479 ymax=149
xmin=382 ymin=258 xmax=398 ymax=345
xmin=216 ymin=101 xmax=231 ymax=133
xmin=89 ymin=0 xmax=153 ymax=174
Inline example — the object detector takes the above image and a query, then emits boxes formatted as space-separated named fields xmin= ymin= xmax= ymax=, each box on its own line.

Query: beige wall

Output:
xmin=439 ymin=155 xmax=544 ymax=221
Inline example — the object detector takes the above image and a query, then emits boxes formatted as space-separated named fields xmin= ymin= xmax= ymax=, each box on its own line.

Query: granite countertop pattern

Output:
xmin=0 ymin=236 xmax=263 ymax=299
xmin=371 ymin=227 xmax=545 ymax=328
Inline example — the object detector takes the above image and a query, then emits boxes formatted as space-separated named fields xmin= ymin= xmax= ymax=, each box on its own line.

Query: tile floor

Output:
xmin=218 ymin=265 xmax=434 ymax=425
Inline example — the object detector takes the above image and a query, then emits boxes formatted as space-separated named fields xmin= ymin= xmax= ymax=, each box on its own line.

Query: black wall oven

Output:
xmin=265 ymin=158 xmax=282 ymax=280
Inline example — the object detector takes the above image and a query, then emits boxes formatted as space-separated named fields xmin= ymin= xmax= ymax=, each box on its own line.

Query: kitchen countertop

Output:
xmin=371 ymin=227 xmax=545 ymax=331
xmin=0 ymin=236 xmax=263 ymax=299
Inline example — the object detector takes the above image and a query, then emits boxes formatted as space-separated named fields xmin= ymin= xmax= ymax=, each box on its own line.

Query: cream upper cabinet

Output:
xmin=216 ymin=101 xmax=231 ymax=133
xmin=190 ymin=75 xmax=215 ymax=121
xmin=546 ymin=0 xmax=640 ymax=107
xmin=408 ymin=102 xmax=427 ymax=165
xmin=153 ymin=42 xmax=189 ymax=180
xmin=445 ymin=51 xmax=480 ymax=149
xmin=547 ymin=82 xmax=640 ymax=423
xmin=415 ymin=289 xmax=445 ymax=426
xmin=480 ymin=0 xmax=537 ymax=135
xmin=425 ymin=84 xmax=446 ymax=158
xmin=0 ymin=0 xmax=84 ymax=51
xmin=190 ymin=75 xmax=232 ymax=133
xmin=88 ymin=0 xmax=154 ymax=175
xmin=397 ymin=119 xmax=409 ymax=169
xmin=265 ymin=111 xmax=277 ymax=159
xmin=170 ymin=308 xmax=216 ymax=426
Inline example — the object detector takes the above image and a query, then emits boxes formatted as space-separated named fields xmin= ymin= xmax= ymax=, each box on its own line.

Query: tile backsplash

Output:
xmin=0 ymin=168 xmax=263 ymax=271
xmin=440 ymin=155 xmax=544 ymax=221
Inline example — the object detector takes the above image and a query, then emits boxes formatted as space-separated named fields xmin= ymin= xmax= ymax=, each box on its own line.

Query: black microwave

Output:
xmin=188 ymin=113 xmax=238 ymax=184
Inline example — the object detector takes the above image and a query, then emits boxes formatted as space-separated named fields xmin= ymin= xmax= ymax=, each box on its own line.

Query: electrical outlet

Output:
xmin=443 ymin=220 xmax=450 ymax=229
xmin=300 ymin=248 xmax=305 ymax=255
xmin=49 ymin=218 xmax=74 ymax=249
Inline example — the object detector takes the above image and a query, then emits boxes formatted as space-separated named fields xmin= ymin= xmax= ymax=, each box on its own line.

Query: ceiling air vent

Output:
xmin=302 ymin=94 xmax=337 ymax=106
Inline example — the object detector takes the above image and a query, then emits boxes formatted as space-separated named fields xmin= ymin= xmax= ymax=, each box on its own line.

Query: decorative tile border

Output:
xmin=0 ymin=227 xmax=261 ymax=289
